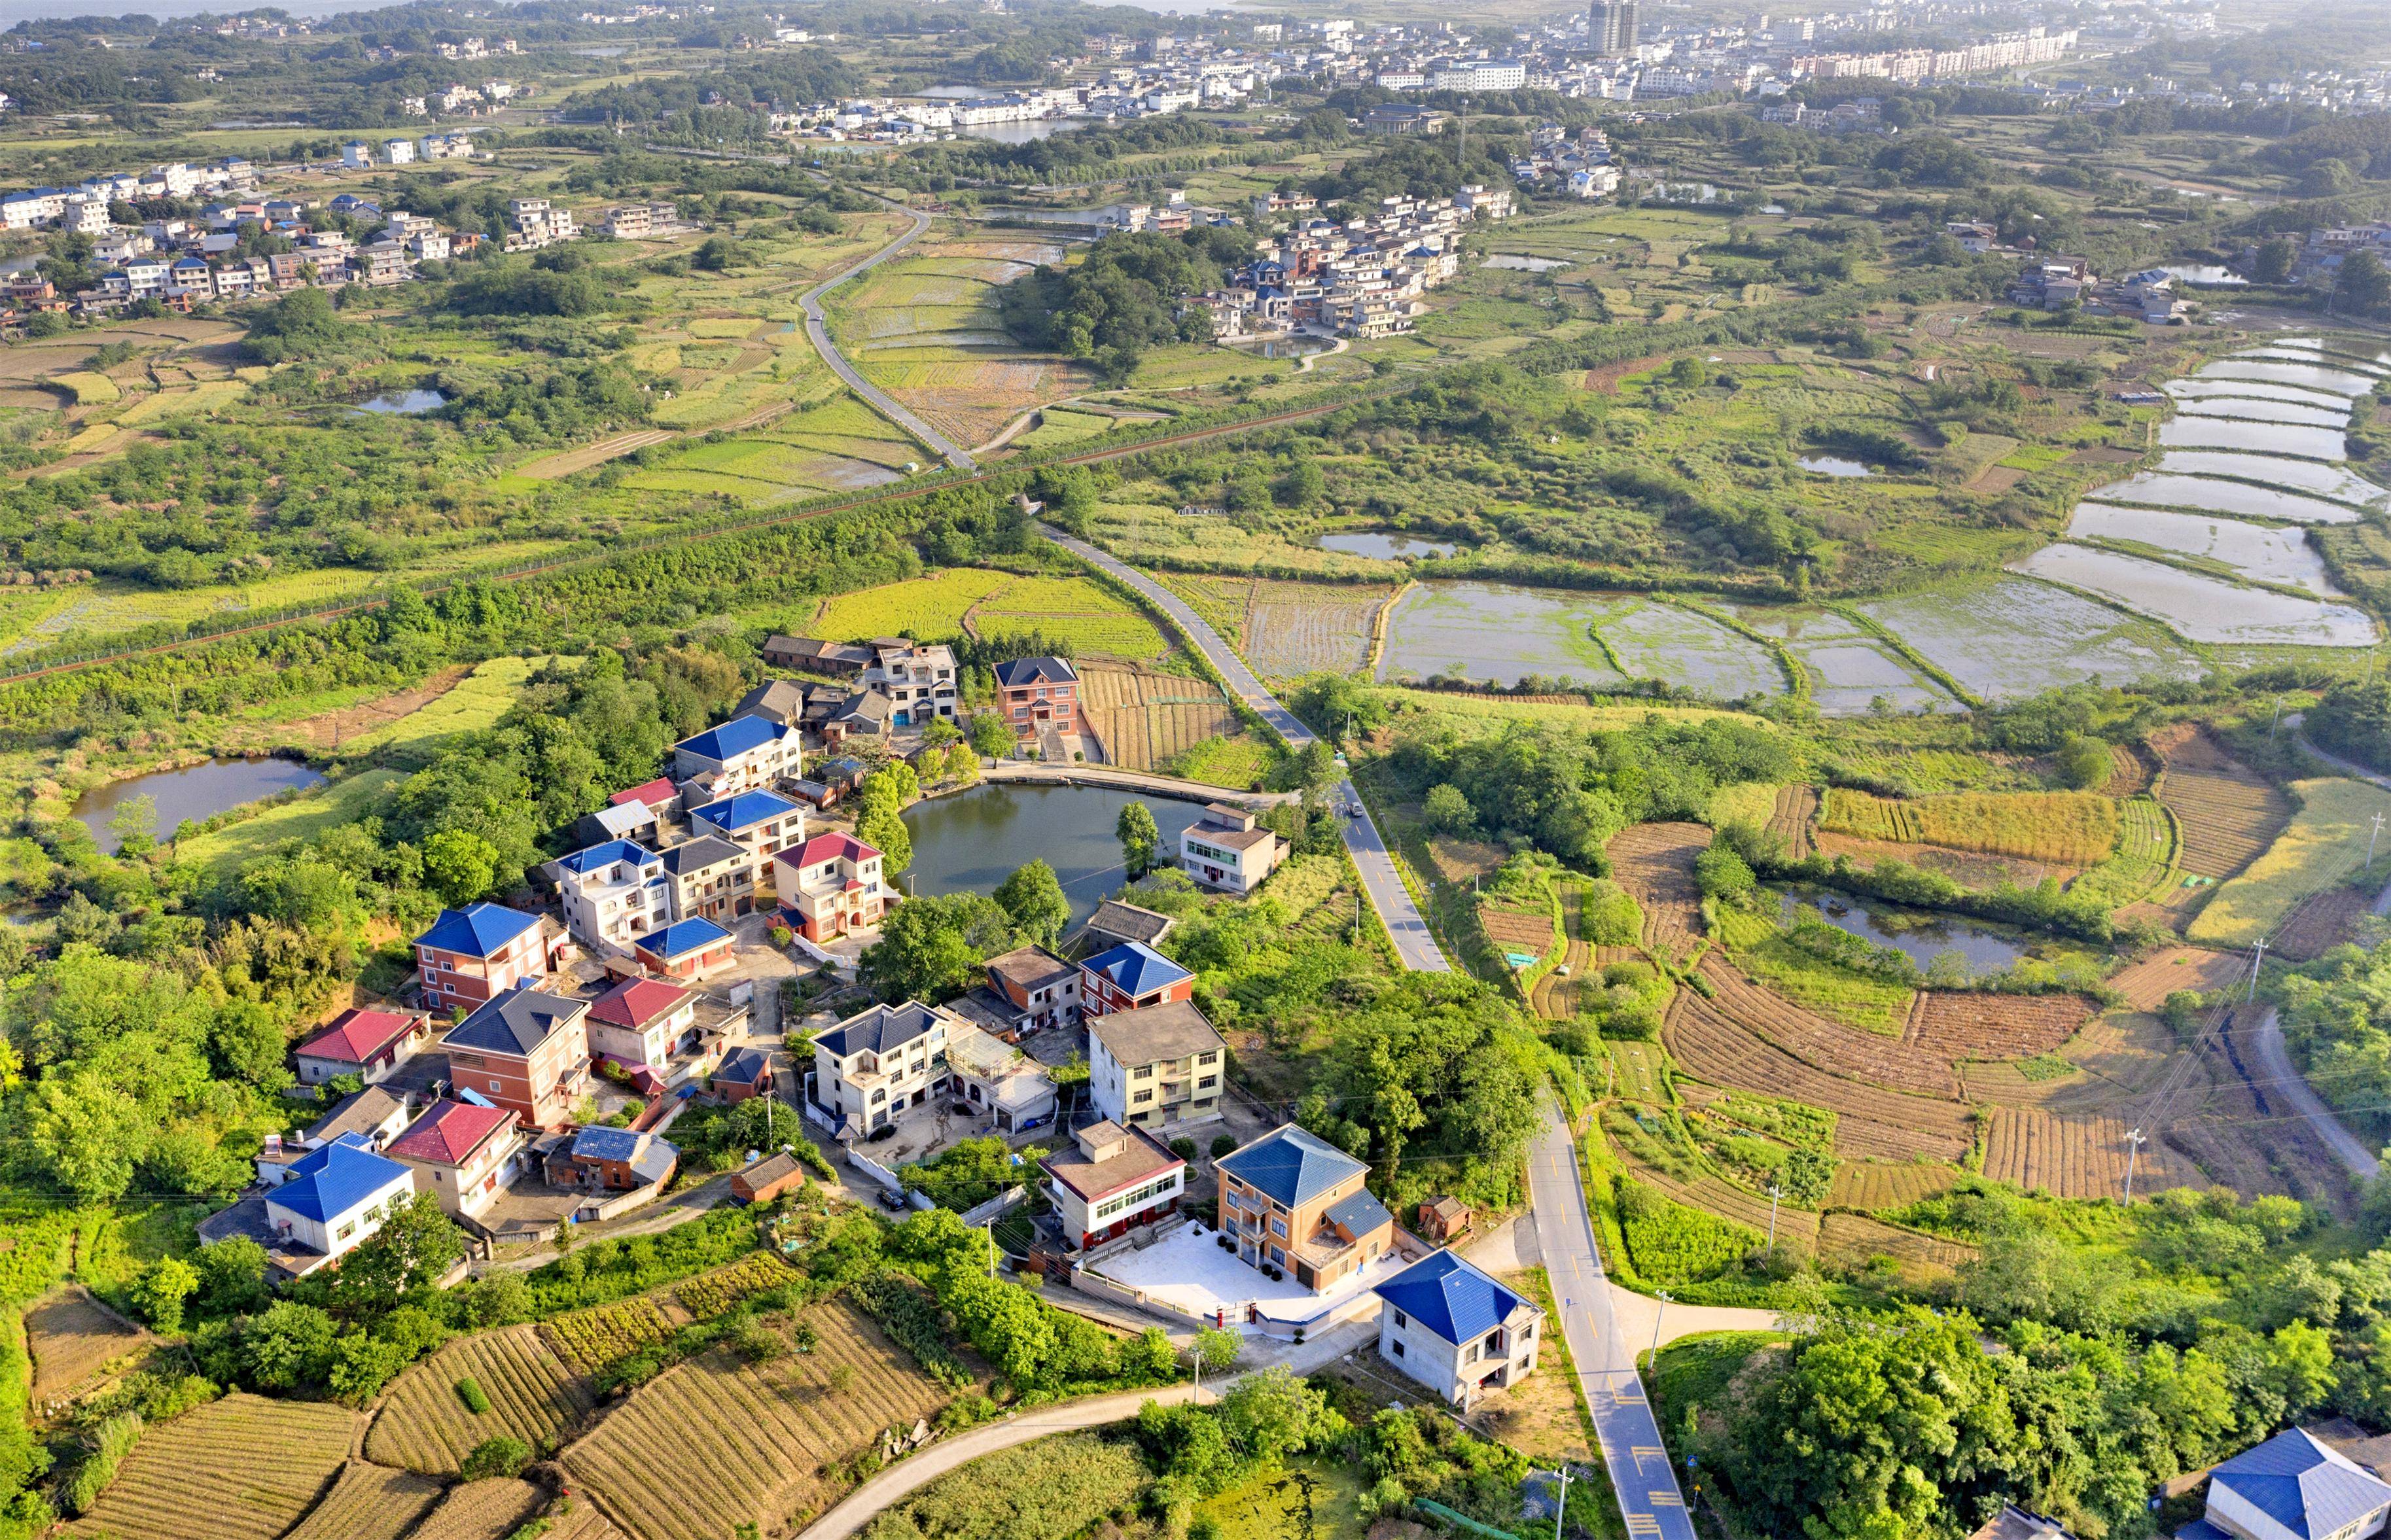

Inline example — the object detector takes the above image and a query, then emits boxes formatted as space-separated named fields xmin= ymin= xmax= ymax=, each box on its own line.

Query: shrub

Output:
xmin=1169 ymin=1137 xmax=1198 ymax=1161
xmin=455 ymin=1376 xmax=491 ymax=1414
xmin=1210 ymin=1134 xmax=1238 ymax=1159
xmin=859 ymin=1433 xmax=1149 ymax=1540
xmin=63 ymin=1412 xmax=141 ymax=1516
xmin=1582 ymin=879 xmax=1644 ymax=945
xmin=461 ymin=1435 xmax=531 ymax=1481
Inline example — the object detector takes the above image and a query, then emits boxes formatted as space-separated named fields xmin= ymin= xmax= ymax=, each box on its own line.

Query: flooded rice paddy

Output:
xmin=1853 ymin=576 xmax=2204 ymax=700
xmin=2066 ymin=504 xmax=2341 ymax=593
xmin=2093 ymin=472 xmax=2362 ymax=524
xmin=2151 ymin=451 xmax=2389 ymax=506
xmin=2195 ymin=359 xmax=2377 ymax=396
xmin=2013 ymin=543 xmax=2375 ymax=646
xmin=2170 ymin=397 xmax=2350 ymax=430
xmin=2156 ymin=418 xmax=2350 ymax=461
xmin=2165 ymin=379 xmax=2356 ymax=409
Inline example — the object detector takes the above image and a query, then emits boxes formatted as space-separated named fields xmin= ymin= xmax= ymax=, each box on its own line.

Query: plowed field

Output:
xmin=1767 ymin=784 xmax=1816 ymax=858
xmin=1828 ymin=1161 xmax=1962 ymax=1210
xmin=65 ymin=1392 xmax=356 ymax=1540
xmin=1663 ymin=992 xmax=1972 ymax=1161
xmin=1899 ymin=992 xmax=2091 ymax=1060
xmin=1699 ymin=957 xmax=1958 ymax=1099
xmin=2273 ymin=885 xmax=2375 ymax=961
xmin=1818 ymin=1213 xmax=1977 ymax=1280
xmin=1820 ymin=789 xmax=2123 ymax=866
xmin=1245 ymin=580 xmax=1394 ymax=678
xmin=2152 ymin=725 xmax=2292 ymax=879
xmin=26 ymin=1286 xmax=145 ymax=1402
xmin=283 ymin=1462 xmax=446 ymax=1540
xmin=2106 ymin=948 xmax=2246 ymax=1011
xmin=412 ymin=1478 xmax=546 ymax=1540
xmin=1607 ymin=822 xmax=1709 ymax=955
xmin=1077 ymin=665 xmax=1242 ymax=772
xmin=366 ymin=1323 xmax=596 ymax=1473
xmin=1983 ymin=1108 xmax=2194 ymax=1199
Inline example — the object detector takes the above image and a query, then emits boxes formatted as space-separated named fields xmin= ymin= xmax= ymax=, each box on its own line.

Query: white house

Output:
xmin=946 ymin=1022 xmax=1058 ymax=1133
xmin=807 ymin=1001 xmax=954 ymax=1137
xmin=1179 ymin=803 xmax=1284 ymax=895
xmin=864 ymin=641 xmax=959 ymax=726
xmin=1038 ymin=1119 xmax=1186 ymax=1251
xmin=1372 ymin=1249 xmax=1544 ymax=1409
xmin=262 ymin=1134 xmax=416 ymax=1262
xmin=342 ymin=141 xmax=374 ymax=169
xmin=672 ymin=713 xmax=803 ymax=796
xmin=2182 ymin=1428 xmax=2391 ymax=1540
xmin=1087 ymin=998 xmax=1227 ymax=1130
xmin=585 ymin=977 xmax=696 ymax=1075
xmin=383 ymin=137 xmax=416 ymax=164
xmin=546 ymin=838 xmax=668 ymax=954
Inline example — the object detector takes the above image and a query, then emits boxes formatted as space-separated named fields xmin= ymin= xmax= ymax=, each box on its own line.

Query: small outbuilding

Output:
xmin=730 ymin=1149 xmax=806 ymax=1205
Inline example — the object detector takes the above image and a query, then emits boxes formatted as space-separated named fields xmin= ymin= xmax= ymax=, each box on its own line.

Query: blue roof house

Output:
xmin=1215 ymin=1124 xmax=1396 ymax=1293
xmin=673 ymin=712 xmax=802 ymax=796
xmin=262 ymin=1134 xmax=417 ymax=1265
xmin=1372 ymin=1248 xmax=1544 ymax=1409
xmin=1078 ymin=940 xmax=1194 ymax=1017
xmin=2181 ymin=1429 xmax=2391 ymax=1540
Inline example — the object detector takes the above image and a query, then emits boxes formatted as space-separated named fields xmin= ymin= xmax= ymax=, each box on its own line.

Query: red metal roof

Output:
xmin=295 ymin=1008 xmax=422 ymax=1066
xmin=785 ymin=831 xmax=879 ymax=868
xmin=589 ymin=977 xmax=692 ymax=1030
xmin=610 ymin=776 xmax=678 ymax=809
xmin=388 ymin=1099 xmax=514 ymax=1166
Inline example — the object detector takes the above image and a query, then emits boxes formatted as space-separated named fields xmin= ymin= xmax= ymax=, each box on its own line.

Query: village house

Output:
xmin=761 ymin=635 xmax=873 ymax=674
xmin=1088 ymin=998 xmax=1227 ymax=1130
xmin=1417 ymin=1195 xmax=1472 ymax=1244
xmin=387 ymin=1098 xmax=526 ymax=1221
xmin=1180 ymin=803 xmax=1285 ymax=894
xmin=1372 ymin=1249 xmax=1543 ymax=1408
xmin=265 ymin=1135 xmax=417 ymax=1267
xmin=1079 ymin=940 xmax=1196 ymax=1018
xmin=993 ymin=656 xmax=1084 ymax=744
xmin=2176 ymin=1428 xmax=2391 ymax=1540
xmin=1216 ymin=1124 xmax=1396 ymax=1292
xmin=585 ymin=977 xmax=696 ymax=1076
xmin=690 ymin=788 xmax=807 ymax=868
xmin=547 ymin=839 xmax=669 ymax=954
xmin=770 ymin=829 xmax=889 ymax=942
xmin=730 ymin=1149 xmax=806 ymax=1205
xmin=713 ymin=1045 xmax=775 ymax=1103
xmin=632 ymin=916 xmax=738 ymax=981
xmin=414 ymin=902 xmax=568 ymax=1014
xmin=292 ymin=1006 xmax=433 ymax=1086
xmin=982 ymin=944 xmax=1080 ymax=1031
xmin=1039 ymin=1119 xmax=1186 ymax=1251
xmin=864 ymin=641 xmax=959 ymax=726
xmin=946 ymin=1022 xmax=1059 ymax=1133
xmin=673 ymin=714 xmax=803 ymax=797
xmin=659 ymin=835 xmax=749 ymax=924
xmin=573 ymin=797 xmax=660 ymax=853
xmin=442 ymin=982 xmax=592 ymax=1130
xmin=546 ymin=1125 xmax=679 ymax=1193
xmin=734 ymin=679 xmax=809 ymax=726
xmin=808 ymin=1000 xmax=954 ymax=1137
xmin=1082 ymin=898 xmax=1177 ymax=954
xmin=298 ymin=1087 xmax=415 ymax=1156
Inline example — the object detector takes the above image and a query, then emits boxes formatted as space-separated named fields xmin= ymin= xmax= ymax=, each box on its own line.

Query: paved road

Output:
xmin=1527 ymin=1098 xmax=1699 ymax=1540
xmin=793 ymin=1319 xmax=1377 ymax=1540
xmin=1038 ymin=524 xmax=1451 ymax=973
xmin=2250 ymin=1006 xmax=2381 ymax=1176
xmin=796 ymin=201 xmax=978 ymax=470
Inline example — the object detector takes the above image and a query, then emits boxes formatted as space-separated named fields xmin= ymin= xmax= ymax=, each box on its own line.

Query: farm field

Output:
xmin=1245 ymin=580 xmax=1397 ymax=679
xmin=2189 ymin=778 xmax=2391 ymax=947
xmin=2012 ymin=542 xmax=2377 ymax=649
xmin=1375 ymin=581 xmax=1627 ymax=689
xmin=1605 ymin=822 xmax=1710 ymax=957
xmin=1828 ymin=1161 xmax=1961 ymax=1211
xmin=329 ymin=655 xmax=542 ymax=767
xmin=1818 ymin=788 xmax=2123 ymax=866
xmin=2150 ymin=726 xmax=2294 ymax=881
xmin=365 ymin=1323 xmax=597 ymax=1473
xmin=2106 ymin=945 xmax=2248 ymax=1011
xmin=1982 ymin=1108 xmax=2193 ymax=1200
xmin=560 ymin=1298 xmax=961 ymax=1540
xmin=544 ymin=1295 xmax=675 ymax=1376
xmin=24 ymin=1286 xmax=145 ymax=1403
xmin=1817 ymin=1213 xmax=1977 ymax=1284
xmin=281 ymin=1462 xmax=446 ymax=1540
xmin=65 ymin=1392 xmax=356 ymax=1540
xmin=410 ymin=1478 xmax=548 ymax=1540
xmin=1899 ymin=992 xmax=2092 ymax=1062
xmin=1078 ymin=665 xmax=1243 ymax=772
xmin=1851 ymin=575 xmax=2205 ymax=703
xmin=804 ymin=569 xmax=1171 ymax=663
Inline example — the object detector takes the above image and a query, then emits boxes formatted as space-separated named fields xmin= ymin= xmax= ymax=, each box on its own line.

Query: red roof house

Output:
xmin=611 ymin=776 xmax=679 ymax=811
xmin=770 ymin=830 xmax=891 ymax=943
xmin=386 ymin=1098 xmax=524 ymax=1219
xmin=586 ymin=977 xmax=698 ymax=1072
xmin=294 ymin=1007 xmax=433 ymax=1087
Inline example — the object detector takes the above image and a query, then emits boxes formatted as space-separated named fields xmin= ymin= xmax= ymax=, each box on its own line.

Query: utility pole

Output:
xmin=1553 ymin=1465 xmax=1570 ymax=1540
xmin=2120 ymin=1127 xmax=2146 ymax=1206
xmin=1765 ymin=1185 xmax=1782 ymax=1255
xmin=1648 ymin=1291 xmax=1670 ymax=1373
xmin=2249 ymin=936 xmax=2269 ymax=1003
xmin=2370 ymin=811 xmax=2386 ymax=872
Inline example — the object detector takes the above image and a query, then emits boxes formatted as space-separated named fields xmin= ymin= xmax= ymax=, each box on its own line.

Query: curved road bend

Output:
xmin=796 ymin=202 xmax=978 ymax=470
xmin=1036 ymin=523 xmax=1449 ymax=973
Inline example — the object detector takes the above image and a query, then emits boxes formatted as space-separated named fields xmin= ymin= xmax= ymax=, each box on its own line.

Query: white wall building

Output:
xmin=260 ymin=1135 xmax=416 ymax=1261
xmin=1373 ymin=1249 xmax=1544 ymax=1408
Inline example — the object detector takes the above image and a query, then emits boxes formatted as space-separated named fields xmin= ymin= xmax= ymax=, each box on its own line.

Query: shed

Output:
xmin=730 ymin=1149 xmax=806 ymax=1205
xmin=1418 ymin=1195 xmax=1472 ymax=1242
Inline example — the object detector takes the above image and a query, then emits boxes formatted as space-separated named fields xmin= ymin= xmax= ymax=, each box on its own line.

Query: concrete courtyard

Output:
xmin=1091 ymin=1221 xmax=1406 ymax=1331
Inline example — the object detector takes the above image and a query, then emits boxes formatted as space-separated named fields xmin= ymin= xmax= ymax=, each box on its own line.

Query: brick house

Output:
xmin=546 ymin=1126 xmax=678 ymax=1192
xmin=387 ymin=1098 xmax=526 ymax=1221
xmin=1216 ymin=1124 xmax=1396 ymax=1293
xmin=730 ymin=1149 xmax=806 ymax=1204
xmin=1078 ymin=940 xmax=1195 ymax=1019
xmin=1088 ymin=998 xmax=1227 ymax=1130
xmin=760 ymin=635 xmax=872 ymax=674
xmin=441 ymin=983 xmax=592 ymax=1130
xmin=983 ymin=945 xmax=1079 ymax=1030
xmin=414 ymin=903 xmax=568 ymax=1015
xmin=770 ymin=830 xmax=889 ymax=942
xmin=293 ymin=1007 xmax=433 ymax=1086
xmin=993 ymin=656 xmax=1082 ymax=742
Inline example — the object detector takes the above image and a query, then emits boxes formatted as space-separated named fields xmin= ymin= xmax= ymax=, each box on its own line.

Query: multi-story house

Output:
xmin=982 ymin=944 xmax=1078 ymax=1030
xmin=658 ymin=834 xmax=747 ymax=924
xmin=807 ymin=1001 xmax=953 ymax=1137
xmin=1088 ymin=998 xmax=1227 ymax=1129
xmin=586 ymin=977 xmax=696 ymax=1075
xmin=441 ymin=982 xmax=592 ymax=1130
xmin=342 ymin=141 xmax=374 ymax=168
xmin=769 ymin=830 xmax=888 ymax=941
xmin=683 ymin=790 xmax=806 ymax=917
xmin=1373 ymin=1250 xmax=1543 ymax=1407
xmin=948 ymin=1023 xmax=1057 ymax=1133
xmin=506 ymin=197 xmax=576 ymax=249
xmin=1039 ymin=1119 xmax=1186 ymax=1251
xmin=547 ymin=839 xmax=669 ymax=954
xmin=1215 ymin=1124 xmax=1396 ymax=1293
xmin=672 ymin=714 xmax=803 ymax=796
xmin=387 ymin=1098 xmax=525 ymax=1221
xmin=993 ymin=656 xmax=1083 ymax=742
xmin=261 ymin=1134 xmax=417 ymax=1269
xmin=864 ymin=642 xmax=958 ymax=726
xmin=1180 ymin=803 xmax=1286 ymax=895
xmin=414 ymin=902 xmax=567 ymax=1015
xmin=1078 ymin=940 xmax=1195 ymax=1018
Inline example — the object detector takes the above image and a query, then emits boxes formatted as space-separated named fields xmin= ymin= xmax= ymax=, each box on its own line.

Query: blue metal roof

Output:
xmin=416 ymin=901 xmax=539 ymax=958
xmin=269 ymin=1135 xmax=410 ymax=1224
xmin=691 ymin=789 xmax=804 ymax=836
xmin=1373 ymin=1249 xmax=1532 ymax=1347
xmin=1080 ymin=941 xmax=1192 ymax=999
xmin=1324 ymin=1186 xmax=1394 ymax=1238
xmin=642 ymin=917 xmax=732 ymax=960
xmin=571 ymin=1126 xmax=644 ymax=1162
xmin=677 ymin=713 xmax=788 ymax=764
xmin=2210 ymin=1430 xmax=2391 ymax=1540
xmin=554 ymin=839 xmax=657 ymax=875
xmin=1217 ymin=1125 xmax=1366 ymax=1208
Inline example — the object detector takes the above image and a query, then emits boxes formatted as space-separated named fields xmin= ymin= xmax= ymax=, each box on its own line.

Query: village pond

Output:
xmin=900 ymin=782 xmax=1209 ymax=924
xmin=74 ymin=756 xmax=327 ymax=854
xmin=1780 ymin=888 xmax=2031 ymax=979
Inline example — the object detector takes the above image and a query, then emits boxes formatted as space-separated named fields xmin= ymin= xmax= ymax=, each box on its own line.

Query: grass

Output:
xmin=1163 ymin=733 xmax=1279 ymax=790
xmin=1819 ymin=788 xmax=2123 ymax=866
xmin=2188 ymin=777 xmax=2391 ymax=946
xmin=175 ymin=769 xmax=404 ymax=874
xmin=1193 ymin=1458 xmax=1369 ymax=1540
xmin=54 ymin=371 xmax=119 ymax=406
xmin=1705 ymin=902 xmax=1913 ymax=1033
xmin=809 ymin=569 xmax=1012 ymax=641
xmin=330 ymin=656 xmax=543 ymax=766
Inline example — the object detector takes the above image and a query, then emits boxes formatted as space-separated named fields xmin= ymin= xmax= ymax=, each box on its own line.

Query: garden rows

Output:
xmin=1826 ymin=1161 xmax=1961 ymax=1211
xmin=1765 ymin=784 xmax=1816 ymax=860
xmin=1243 ymin=582 xmax=1391 ymax=678
xmin=1981 ymin=1108 xmax=2183 ymax=1200
xmin=1816 ymin=1214 xmax=1977 ymax=1283
xmin=543 ymin=1296 xmax=678 ymax=1376
xmin=366 ymin=1323 xmax=598 ymax=1475
xmin=2150 ymin=725 xmax=2292 ymax=881
xmin=1076 ymin=665 xmax=1240 ymax=772
xmin=1897 ymin=992 xmax=2091 ymax=1062
xmin=410 ymin=1477 xmax=548 ymax=1540
xmin=65 ymin=1392 xmax=356 ymax=1540
xmin=1696 ymin=957 xmax=1959 ymax=1100
xmin=1604 ymin=821 xmax=1709 ymax=954
xmin=282 ymin=1461 xmax=446 ymax=1540
xmin=1819 ymin=788 xmax=2123 ymax=867
xmin=560 ymin=1301 xmax=956 ymax=1540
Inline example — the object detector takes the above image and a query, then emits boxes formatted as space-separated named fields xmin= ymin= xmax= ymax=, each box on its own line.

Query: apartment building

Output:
xmin=866 ymin=642 xmax=959 ymax=726
xmin=672 ymin=714 xmax=803 ymax=796
xmin=1180 ymin=803 xmax=1285 ymax=895
xmin=1373 ymin=1250 xmax=1543 ymax=1408
xmin=506 ymin=197 xmax=578 ymax=249
xmin=993 ymin=656 xmax=1083 ymax=741
xmin=1040 ymin=1120 xmax=1186 ymax=1251
xmin=414 ymin=902 xmax=567 ymax=1014
xmin=769 ymin=830 xmax=889 ymax=942
xmin=1215 ymin=1124 xmax=1396 ymax=1293
xmin=547 ymin=839 xmax=669 ymax=954
xmin=441 ymin=982 xmax=592 ymax=1130
xmin=1088 ymin=998 xmax=1226 ymax=1130
xmin=807 ymin=1001 xmax=954 ymax=1137
xmin=1079 ymin=940 xmax=1195 ymax=1018
xmin=387 ymin=1098 xmax=525 ymax=1221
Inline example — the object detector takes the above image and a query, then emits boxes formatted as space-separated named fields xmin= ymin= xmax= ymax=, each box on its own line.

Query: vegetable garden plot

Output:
xmin=1663 ymin=992 xmax=1970 ymax=1163
xmin=366 ymin=1323 xmax=597 ymax=1473
xmin=1767 ymin=784 xmax=1817 ymax=859
xmin=1854 ymin=575 xmax=2205 ymax=703
xmin=2151 ymin=725 xmax=2294 ymax=880
xmin=543 ymin=1295 xmax=675 ymax=1376
xmin=2066 ymin=503 xmax=2343 ymax=594
xmin=2105 ymin=945 xmax=2247 ymax=1011
xmin=2156 ymin=419 xmax=2349 ymax=463
xmin=1817 ymin=1213 xmax=1977 ymax=1280
xmin=410 ymin=1477 xmax=547 ymax=1540
xmin=283 ymin=1462 xmax=446 ymax=1540
xmin=1983 ymin=1108 xmax=2191 ymax=1199
xmin=1244 ymin=581 xmax=1394 ymax=678
xmin=1828 ymin=1161 xmax=1961 ymax=1211
xmin=2016 ymin=542 xmax=2377 ymax=647
xmin=1899 ymin=992 xmax=2091 ymax=1061
xmin=1820 ymin=788 xmax=2121 ymax=866
xmin=1697 ymin=956 xmax=1954 ymax=1099
xmin=1077 ymin=665 xmax=1241 ymax=771
xmin=1605 ymin=822 xmax=1710 ymax=954
xmin=65 ymin=1392 xmax=356 ymax=1540
xmin=2152 ymin=451 xmax=2391 ymax=507
xmin=2271 ymin=884 xmax=2374 ymax=962
xmin=26 ymin=1285 xmax=145 ymax=1401
xmin=2092 ymin=472 xmax=2362 ymax=525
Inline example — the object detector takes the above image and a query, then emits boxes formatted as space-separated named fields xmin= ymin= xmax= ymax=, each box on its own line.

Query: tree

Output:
xmin=969 ymin=711 xmax=1015 ymax=759
xmin=421 ymin=828 xmax=501 ymax=907
xmin=2055 ymin=733 xmax=2112 ymax=791
xmin=1117 ymin=801 xmax=1160 ymax=879
xmin=1215 ymin=1366 xmax=1343 ymax=1463
xmin=2337 ymin=252 xmax=2391 ymax=320
xmin=1693 ymin=844 xmax=1755 ymax=903
xmin=945 ymin=742 xmax=981 ymax=786
xmin=461 ymin=1436 xmax=531 ymax=1480
xmin=330 ymin=1193 xmax=467 ymax=1311
xmin=1190 ymin=1325 xmax=1241 ymax=1375
xmin=106 ymin=794 xmax=157 ymax=857
xmin=857 ymin=800 xmax=913 ymax=875
xmin=1421 ymin=783 xmax=1474 ymax=834
xmin=2253 ymin=236 xmax=2297 ymax=285
xmin=1277 ymin=457 xmax=1327 ymax=509
xmin=993 ymin=860 xmax=1070 ymax=947
xmin=860 ymin=892 xmax=1014 ymax=1001
xmin=132 ymin=1257 xmax=197 ymax=1335
xmin=241 ymin=1301 xmax=340 ymax=1391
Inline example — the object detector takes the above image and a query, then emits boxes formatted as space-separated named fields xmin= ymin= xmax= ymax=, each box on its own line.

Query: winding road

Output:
xmin=796 ymin=200 xmax=978 ymax=470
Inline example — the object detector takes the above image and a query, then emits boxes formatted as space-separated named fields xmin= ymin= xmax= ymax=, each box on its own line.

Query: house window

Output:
xmin=1133 ymin=1065 xmax=1152 ymax=1079
xmin=1393 ymin=1310 xmax=1408 ymax=1329
xmin=1391 ymin=1339 xmax=1406 ymax=1359
xmin=489 ymin=1081 xmax=501 ymax=1093
xmin=1133 ymin=1090 xmax=1152 ymax=1105
xmin=336 ymin=1221 xmax=357 ymax=1242
xmin=1270 ymin=1217 xmax=1288 ymax=1238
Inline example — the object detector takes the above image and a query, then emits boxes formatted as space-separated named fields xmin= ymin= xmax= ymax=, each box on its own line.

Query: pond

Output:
xmin=2159 ymin=264 xmax=2246 ymax=286
xmin=75 ymin=757 xmax=327 ymax=854
xmin=2157 ymin=417 xmax=2348 ymax=463
xmin=1483 ymin=253 xmax=1572 ymax=271
xmin=1781 ymin=889 xmax=2029 ymax=979
xmin=1317 ymin=531 xmax=1459 ymax=560
xmin=1796 ymin=454 xmax=1876 ymax=478
xmin=353 ymin=389 xmax=448 ymax=416
xmin=900 ymin=782 xmax=1209 ymax=924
